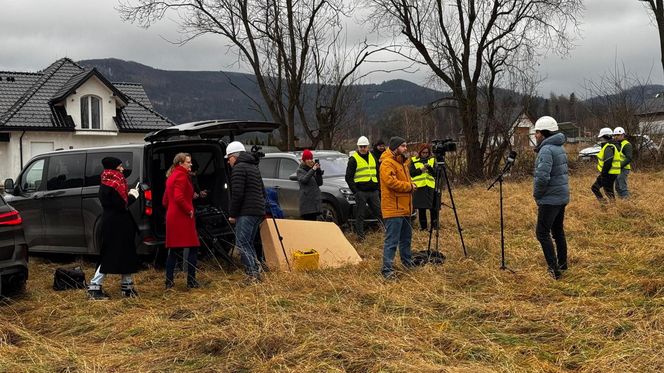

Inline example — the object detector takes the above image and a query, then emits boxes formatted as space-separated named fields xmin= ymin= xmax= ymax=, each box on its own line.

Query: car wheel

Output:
xmin=0 ymin=272 xmax=27 ymax=297
xmin=321 ymin=202 xmax=339 ymax=224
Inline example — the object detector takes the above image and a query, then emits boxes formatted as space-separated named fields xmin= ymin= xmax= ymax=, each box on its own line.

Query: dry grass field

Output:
xmin=1 ymin=170 xmax=664 ymax=372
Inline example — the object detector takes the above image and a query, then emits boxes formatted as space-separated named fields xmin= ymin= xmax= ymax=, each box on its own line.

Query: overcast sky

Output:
xmin=1 ymin=0 xmax=662 ymax=97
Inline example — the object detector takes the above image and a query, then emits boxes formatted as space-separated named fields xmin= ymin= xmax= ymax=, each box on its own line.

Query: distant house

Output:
xmin=510 ymin=110 xmax=537 ymax=148
xmin=507 ymin=112 xmax=580 ymax=147
xmin=636 ymin=94 xmax=664 ymax=135
xmin=0 ymin=58 xmax=173 ymax=181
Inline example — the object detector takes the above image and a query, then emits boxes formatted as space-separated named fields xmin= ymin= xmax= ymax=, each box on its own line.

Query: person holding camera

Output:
xmin=297 ymin=149 xmax=324 ymax=220
xmin=345 ymin=136 xmax=382 ymax=240
xmin=533 ymin=116 xmax=569 ymax=280
xmin=87 ymin=157 xmax=140 ymax=300
xmin=380 ymin=136 xmax=417 ymax=279
xmin=409 ymin=144 xmax=438 ymax=231
xmin=226 ymin=141 xmax=266 ymax=283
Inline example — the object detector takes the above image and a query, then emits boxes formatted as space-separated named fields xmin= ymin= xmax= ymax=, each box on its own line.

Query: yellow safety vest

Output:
xmin=352 ymin=152 xmax=378 ymax=183
xmin=596 ymin=143 xmax=621 ymax=175
xmin=614 ymin=139 xmax=632 ymax=170
xmin=411 ymin=157 xmax=435 ymax=188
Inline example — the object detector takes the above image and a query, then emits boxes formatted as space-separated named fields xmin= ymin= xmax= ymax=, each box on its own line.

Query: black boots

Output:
xmin=87 ymin=285 xmax=110 ymax=300
xmin=121 ymin=283 xmax=139 ymax=298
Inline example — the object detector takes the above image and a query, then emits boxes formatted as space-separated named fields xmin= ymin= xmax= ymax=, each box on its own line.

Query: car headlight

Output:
xmin=339 ymin=187 xmax=355 ymax=202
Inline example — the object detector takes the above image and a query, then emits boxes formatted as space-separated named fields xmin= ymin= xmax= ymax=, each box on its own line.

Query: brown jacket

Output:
xmin=380 ymin=149 xmax=414 ymax=218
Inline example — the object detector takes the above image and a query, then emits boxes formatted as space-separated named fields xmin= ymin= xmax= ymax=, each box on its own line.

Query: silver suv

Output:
xmin=259 ymin=151 xmax=361 ymax=225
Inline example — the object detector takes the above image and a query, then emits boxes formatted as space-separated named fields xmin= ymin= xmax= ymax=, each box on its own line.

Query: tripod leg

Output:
xmin=440 ymin=164 xmax=467 ymax=257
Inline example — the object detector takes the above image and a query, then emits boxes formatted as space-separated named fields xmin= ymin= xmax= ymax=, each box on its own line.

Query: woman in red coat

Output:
xmin=163 ymin=153 xmax=200 ymax=289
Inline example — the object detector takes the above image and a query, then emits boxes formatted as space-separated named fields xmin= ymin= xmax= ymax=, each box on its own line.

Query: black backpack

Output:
xmin=53 ymin=267 xmax=87 ymax=291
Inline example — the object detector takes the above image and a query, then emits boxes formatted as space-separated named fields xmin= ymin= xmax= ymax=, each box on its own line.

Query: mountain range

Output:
xmin=79 ymin=58 xmax=444 ymax=124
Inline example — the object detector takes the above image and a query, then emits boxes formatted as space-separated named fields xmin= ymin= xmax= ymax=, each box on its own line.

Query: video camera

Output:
xmin=250 ymin=144 xmax=265 ymax=160
xmin=431 ymin=138 xmax=457 ymax=161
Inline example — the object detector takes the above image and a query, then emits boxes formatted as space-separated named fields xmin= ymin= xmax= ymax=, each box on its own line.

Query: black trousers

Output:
xmin=536 ymin=204 xmax=568 ymax=270
xmin=165 ymin=247 xmax=198 ymax=285
xmin=591 ymin=174 xmax=617 ymax=200
xmin=354 ymin=190 xmax=381 ymax=237
xmin=418 ymin=208 xmax=438 ymax=230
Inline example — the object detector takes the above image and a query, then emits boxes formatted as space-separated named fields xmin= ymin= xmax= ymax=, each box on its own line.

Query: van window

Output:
xmin=85 ymin=152 xmax=134 ymax=186
xmin=259 ymin=158 xmax=278 ymax=179
xmin=278 ymin=159 xmax=299 ymax=179
xmin=21 ymin=159 xmax=46 ymax=192
xmin=46 ymin=154 xmax=85 ymax=190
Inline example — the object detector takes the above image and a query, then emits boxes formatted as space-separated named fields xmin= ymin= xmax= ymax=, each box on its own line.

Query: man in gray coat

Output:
xmin=533 ymin=116 xmax=570 ymax=280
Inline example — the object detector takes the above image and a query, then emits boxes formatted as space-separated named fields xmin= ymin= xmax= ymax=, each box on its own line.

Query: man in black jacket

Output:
xmin=226 ymin=141 xmax=265 ymax=282
xmin=345 ymin=136 xmax=381 ymax=239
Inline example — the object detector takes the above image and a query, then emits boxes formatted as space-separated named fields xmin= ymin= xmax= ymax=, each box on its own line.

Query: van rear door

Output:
xmin=144 ymin=120 xmax=279 ymax=143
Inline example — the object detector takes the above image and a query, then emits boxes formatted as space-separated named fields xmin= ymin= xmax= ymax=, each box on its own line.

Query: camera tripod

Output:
xmin=422 ymin=156 xmax=468 ymax=261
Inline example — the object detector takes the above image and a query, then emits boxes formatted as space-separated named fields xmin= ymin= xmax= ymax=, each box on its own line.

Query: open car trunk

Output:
xmin=145 ymin=140 xmax=230 ymax=240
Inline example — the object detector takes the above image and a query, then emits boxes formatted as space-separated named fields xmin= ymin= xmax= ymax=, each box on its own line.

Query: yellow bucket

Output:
xmin=292 ymin=250 xmax=320 ymax=271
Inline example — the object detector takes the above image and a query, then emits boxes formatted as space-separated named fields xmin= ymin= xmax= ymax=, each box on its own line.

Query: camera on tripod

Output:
xmin=431 ymin=139 xmax=457 ymax=161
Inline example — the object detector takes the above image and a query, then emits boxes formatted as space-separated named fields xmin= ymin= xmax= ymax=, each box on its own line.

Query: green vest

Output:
xmin=352 ymin=152 xmax=378 ymax=183
xmin=597 ymin=143 xmax=621 ymax=175
xmin=411 ymin=157 xmax=435 ymax=188
xmin=615 ymin=139 xmax=632 ymax=170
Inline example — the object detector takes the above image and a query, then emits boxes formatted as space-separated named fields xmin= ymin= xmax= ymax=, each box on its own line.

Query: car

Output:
xmin=578 ymin=134 xmax=660 ymax=161
xmin=259 ymin=152 xmax=358 ymax=225
xmin=0 ymin=193 xmax=27 ymax=296
xmin=3 ymin=119 xmax=279 ymax=256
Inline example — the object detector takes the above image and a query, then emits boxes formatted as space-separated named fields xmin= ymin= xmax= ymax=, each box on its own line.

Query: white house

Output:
xmin=510 ymin=111 xmax=537 ymax=148
xmin=636 ymin=94 xmax=664 ymax=135
xmin=0 ymin=58 xmax=173 ymax=181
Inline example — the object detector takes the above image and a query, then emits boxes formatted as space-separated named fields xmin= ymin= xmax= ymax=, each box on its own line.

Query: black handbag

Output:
xmin=53 ymin=267 xmax=87 ymax=291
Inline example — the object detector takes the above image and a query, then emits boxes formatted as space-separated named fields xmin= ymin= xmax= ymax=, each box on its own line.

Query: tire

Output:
xmin=320 ymin=202 xmax=339 ymax=225
xmin=0 ymin=272 xmax=27 ymax=297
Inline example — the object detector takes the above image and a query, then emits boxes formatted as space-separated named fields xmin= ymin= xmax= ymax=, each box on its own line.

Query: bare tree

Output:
xmin=640 ymin=0 xmax=664 ymax=77
xmin=119 ymin=0 xmax=379 ymax=150
xmin=365 ymin=0 xmax=582 ymax=180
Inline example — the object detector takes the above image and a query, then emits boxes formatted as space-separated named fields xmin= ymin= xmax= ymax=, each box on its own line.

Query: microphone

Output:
xmin=501 ymin=151 xmax=517 ymax=173
xmin=506 ymin=151 xmax=517 ymax=165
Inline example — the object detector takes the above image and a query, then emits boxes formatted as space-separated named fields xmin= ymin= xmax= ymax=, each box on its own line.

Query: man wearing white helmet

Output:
xmin=345 ymin=136 xmax=381 ymax=240
xmin=226 ymin=140 xmax=266 ymax=283
xmin=591 ymin=128 xmax=620 ymax=202
xmin=612 ymin=127 xmax=632 ymax=198
xmin=533 ymin=116 xmax=569 ymax=280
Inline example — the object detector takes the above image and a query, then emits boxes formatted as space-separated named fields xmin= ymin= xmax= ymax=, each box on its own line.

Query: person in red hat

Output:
xmin=297 ymin=149 xmax=324 ymax=220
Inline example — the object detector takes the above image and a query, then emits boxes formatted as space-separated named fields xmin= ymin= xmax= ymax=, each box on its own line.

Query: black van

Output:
xmin=3 ymin=120 xmax=279 ymax=256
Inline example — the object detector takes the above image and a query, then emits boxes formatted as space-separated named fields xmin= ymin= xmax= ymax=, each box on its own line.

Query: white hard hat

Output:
xmin=357 ymin=136 xmax=370 ymax=146
xmin=225 ymin=141 xmax=245 ymax=158
xmin=598 ymin=127 xmax=613 ymax=138
xmin=534 ymin=116 xmax=559 ymax=131
xmin=613 ymin=127 xmax=626 ymax=135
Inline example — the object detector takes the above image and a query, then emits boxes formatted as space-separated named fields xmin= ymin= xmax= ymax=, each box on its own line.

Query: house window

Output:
xmin=80 ymin=95 xmax=102 ymax=129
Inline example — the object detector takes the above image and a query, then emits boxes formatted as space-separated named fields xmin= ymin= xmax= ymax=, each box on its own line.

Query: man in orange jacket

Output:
xmin=380 ymin=136 xmax=417 ymax=279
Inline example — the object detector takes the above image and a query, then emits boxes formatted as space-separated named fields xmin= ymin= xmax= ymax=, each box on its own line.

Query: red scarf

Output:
xmin=101 ymin=169 xmax=128 ymax=206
